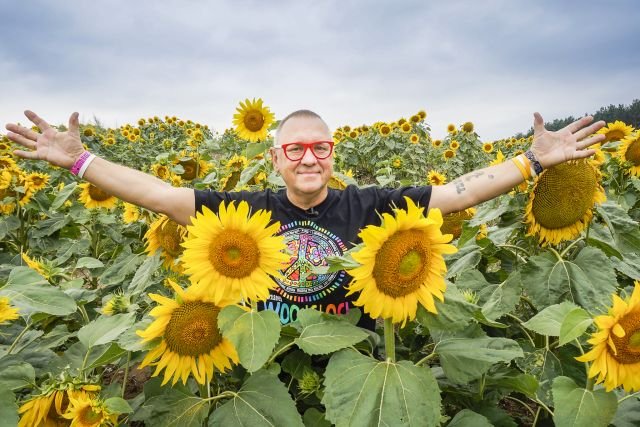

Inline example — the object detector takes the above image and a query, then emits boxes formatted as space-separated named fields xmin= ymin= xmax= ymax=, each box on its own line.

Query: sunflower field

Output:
xmin=1 ymin=99 xmax=640 ymax=427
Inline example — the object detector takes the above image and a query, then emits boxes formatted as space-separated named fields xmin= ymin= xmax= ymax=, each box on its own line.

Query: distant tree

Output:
xmin=515 ymin=99 xmax=640 ymax=138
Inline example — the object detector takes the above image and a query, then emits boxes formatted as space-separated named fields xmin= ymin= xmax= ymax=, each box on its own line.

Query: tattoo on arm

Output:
xmin=464 ymin=171 xmax=485 ymax=182
xmin=453 ymin=179 xmax=466 ymax=194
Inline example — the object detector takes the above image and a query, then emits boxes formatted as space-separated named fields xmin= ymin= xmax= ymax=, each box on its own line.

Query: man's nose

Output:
xmin=300 ymin=147 xmax=317 ymax=164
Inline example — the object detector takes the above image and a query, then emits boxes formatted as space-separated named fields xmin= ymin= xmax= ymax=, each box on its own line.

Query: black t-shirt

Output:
xmin=194 ymin=184 xmax=432 ymax=331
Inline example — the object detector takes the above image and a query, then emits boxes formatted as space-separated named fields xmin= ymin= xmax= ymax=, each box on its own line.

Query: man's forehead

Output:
xmin=278 ymin=117 xmax=331 ymax=143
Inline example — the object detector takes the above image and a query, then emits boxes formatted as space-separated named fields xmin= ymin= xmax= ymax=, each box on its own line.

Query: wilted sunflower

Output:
xmin=137 ymin=280 xmax=239 ymax=385
xmin=21 ymin=252 xmax=50 ymax=279
xmin=25 ymin=172 xmax=50 ymax=191
xmin=462 ymin=122 xmax=474 ymax=133
xmin=328 ymin=174 xmax=348 ymax=190
xmin=18 ymin=385 xmax=100 ymax=427
xmin=181 ymin=201 xmax=288 ymax=304
xmin=145 ymin=215 xmax=188 ymax=272
xmin=62 ymin=393 xmax=117 ymax=427
xmin=232 ymin=98 xmax=275 ymax=142
xmin=441 ymin=208 xmax=476 ymax=239
xmin=0 ymin=296 xmax=19 ymax=323
xmin=525 ymin=160 xmax=605 ymax=245
xmin=78 ymin=183 xmax=118 ymax=210
xmin=175 ymin=155 xmax=211 ymax=181
xmin=379 ymin=124 xmax=392 ymax=137
xmin=616 ymin=132 xmax=640 ymax=176
xmin=410 ymin=134 xmax=420 ymax=144
xmin=427 ymin=170 xmax=447 ymax=186
xmin=576 ymin=282 xmax=640 ymax=392
xmin=219 ymin=170 xmax=241 ymax=191
xmin=443 ymin=149 xmax=456 ymax=160
xmin=482 ymin=142 xmax=494 ymax=153
xmin=597 ymin=120 xmax=634 ymax=143
xmin=346 ymin=198 xmax=457 ymax=325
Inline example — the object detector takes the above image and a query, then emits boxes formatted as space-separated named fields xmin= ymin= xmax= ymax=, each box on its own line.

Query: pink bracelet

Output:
xmin=70 ymin=151 xmax=91 ymax=175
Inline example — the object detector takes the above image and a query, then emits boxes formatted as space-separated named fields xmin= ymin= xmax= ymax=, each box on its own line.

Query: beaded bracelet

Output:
xmin=70 ymin=151 xmax=91 ymax=175
xmin=524 ymin=150 xmax=544 ymax=176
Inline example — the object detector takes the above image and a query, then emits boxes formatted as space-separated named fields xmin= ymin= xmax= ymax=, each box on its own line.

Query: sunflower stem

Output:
xmin=7 ymin=321 xmax=32 ymax=355
xmin=383 ymin=318 xmax=396 ymax=363
xmin=560 ymin=237 xmax=584 ymax=258
xmin=586 ymin=376 xmax=595 ymax=391
xmin=618 ymin=391 xmax=640 ymax=403
xmin=121 ymin=351 xmax=131 ymax=398
xmin=503 ymin=395 xmax=536 ymax=420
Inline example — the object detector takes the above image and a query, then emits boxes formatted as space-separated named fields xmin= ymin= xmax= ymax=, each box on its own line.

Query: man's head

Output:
xmin=270 ymin=110 xmax=334 ymax=204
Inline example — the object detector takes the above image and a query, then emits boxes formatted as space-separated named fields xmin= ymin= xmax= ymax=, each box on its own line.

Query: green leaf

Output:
xmin=104 ymin=396 xmax=133 ymax=414
xmin=303 ymin=408 xmax=331 ymax=427
xmin=50 ymin=181 xmax=77 ymax=210
xmin=611 ymin=252 xmax=640 ymax=280
xmin=245 ymin=141 xmax=268 ymax=159
xmin=118 ymin=319 xmax=155 ymax=352
xmin=612 ymin=395 xmax=640 ymax=427
xmin=0 ymin=216 xmax=20 ymax=240
xmin=6 ymin=267 xmax=48 ymax=286
xmin=77 ymin=313 xmax=135 ymax=348
xmin=219 ymin=309 xmax=281 ymax=372
xmin=210 ymin=369 xmax=304 ymax=426
xmin=127 ymin=254 xmax=162 ymax=295
xmin=552 ymin=376 xmax=618 ymax=427
xmin=596 ymin=201 xmax=640 ymax=254
xmin=0 ymin=358 xmax=35 ymax=390
xmin=484 ymin=369 xmax=538 ymax=397
xmin=416 ymin=285 xmax=478 ymax=332
xmin=522 ymin=301 xmax=579 ymax=336
xmin=436 ymin=337 xmax=523 ymax=384
xmin=293 ymin=309 xmax=368 ymax=355
xmin=75 ymin=257 xmax=104 ymax=269
xmin=30 ymin=213 xmax=70 ymax=238
xmin=516 ymin=347 xmax=562 ymax=406
xmin=445 ymin=245 xmax=482 ymax=278
xmin=0 ymin=273 xmax=76 ymax=317
xmin=100 ymin=252 xmax=145 ymax=287
xmin=322 ymin=350 xmax=441 ymax=427
xmin=0 ymin=389 xmax=18 ymax=427
xmin=448 ymin=409 xmax=493 ymax=427
xmin=469 ymin=196 xmax=511 ymax=226
xmin=281 ymin=350 xmax=312 ymax=380
xmin=85 ymin=343 xmax=127 ymax=370
xmin=559 ymin=308 xmax=593 ymax=346
xmin=137 ymin=388 xmax=208 ymax=427
xmin=480 ymin=271 xmax=523 ymax=321
xmin=217 ymin=305 xmax=247 ymax=331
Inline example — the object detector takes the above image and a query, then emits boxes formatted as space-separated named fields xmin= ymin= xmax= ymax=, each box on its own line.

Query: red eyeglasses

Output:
xmin=274 ymin=141 xmax=334 ymax=161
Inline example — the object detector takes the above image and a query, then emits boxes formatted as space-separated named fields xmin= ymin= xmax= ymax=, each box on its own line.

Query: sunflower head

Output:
xmin=122 ymin=202 xmax=141 ymax=224
xmin=576 ymin=282 xmax=640 ymax=392
xmin=346 ymin=198 xmax=457 ymax=325
xmin=427 ymin=170 xmax=446 ymax=186
xmin=617 ymin=132 xmax=640 ymax=177
xmin=482 ymin=142 xmax=494 ymax=153
xmin=62 ymin=393 xmax=118 ymax=426
xmin=78 ymin=183 xmax=118 ymax=210
xmin=137 ymin=280 xmax=239 ymax=385
xmin=417 ymin=110 xmax=427 ymax=120
xmin=525 ymin=160 xmax=606 ymax=245
xmin=597 ymin=120 xmax=633 ymax=143
xmin=410 ymin=134 xmax=420 ymax=144
xmin=144 ymin=215 xmax=188 ymax=272
xmin=400 ymin=122 xmax=412 ymax=133
xmin=379 ymin=124 xmax=392 ymax=137
xmin=489 ymin=150 xmax=506 ymax=166
xmin=0 ymin=296 xmax=19 ymax=324
xmin=443 ymin=149 xmax=456 ymax=160
xmin=450 ymin=140 xmax=460 ymax=150
xmin=447 ymin=124 xmax=456 ymax=133
xmin=432 ymin=139 xmax=442 ymax=148
xmin=462 ymin=122 xmax=474 ymax=133
xmin=441 ymin=208 xmax=476 ymax=239
xmin=390 ymin=156 xmax=403 ymax=169
xmin=233 ymin=98 xmax=275 ymax=142
xmin=25 ymin=172 xmax=50 ymax=192
xmin=182 ymin=201 xmax=289 ymax=304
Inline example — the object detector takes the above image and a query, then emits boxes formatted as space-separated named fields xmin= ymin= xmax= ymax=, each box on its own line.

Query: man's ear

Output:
xmin=269 ymin=147 xmax=278 ymax=170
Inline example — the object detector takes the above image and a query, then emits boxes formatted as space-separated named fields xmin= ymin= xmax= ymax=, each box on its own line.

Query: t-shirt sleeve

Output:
xmin=194 ymin=189 xmax=273 ymax=214
xmin=376 ymin=186 xmax=432 ymax=213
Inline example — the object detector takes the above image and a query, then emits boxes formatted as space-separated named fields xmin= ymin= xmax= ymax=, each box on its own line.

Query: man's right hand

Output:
xmin=5 ymin=110 xmax=85 ymax=169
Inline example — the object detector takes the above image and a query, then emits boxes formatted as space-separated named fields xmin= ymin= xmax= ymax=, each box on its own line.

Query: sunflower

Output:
xmin=62 ymin=393 xmax=117 ymax=427
xmin=525 ymin=159 xmax=606 ymax=245
xmin=21 ymin=252 xmax=50 ymax=279
xmin=462 ymin=122 xmax=474 ymax=133
xmin=82 ymin=127 xmax=95 ymax=138
xmin=400 ymin=122 xmax=412 ymax=133
xmin=379 ymin=124 xmax=392 ymax=137
xmin=226 ymin=154 xmax=249 ymax=170
xmin=616 ymin=132 xmax=640 ymax=177
xmin=0 ymin=139 xmax=12 ymax=153
xmin=122 ymin=202 xmax=140 ymax=223
xmin=102 ymin=292 xmax=130 ymax=316
xmin=489 ymin=150 xmax=505 ymax=166
xmin=427 ymin=170 xmax=447 ymax=186
xmin=418 ymin=110 xmax=427 ymax=120
xmin=391 ymin=156 xmax=403 ymax=169
xmin=349 ymin=130 xmax=359 ymax=139
xmin=482 ymin=142 xmax=494 ymax=153
xmin=78 ymin=183 xmax=118 ymax=210
xmin=410 ymin=134 xmax=420 ymax=144
xmin=219 ymin=170 xmax=241 ymax=191
xmin=137 ymin=280 xmax=239 ymax=386
xmin=346 ymin=198 xmax=457 ymax=325
xmin=328 ymin=175 xmax=348 ymax=190
xmin=0 ymin=296 xmax=19 ymax=323
xmin=24 ymin=172 xmax=50 ymax=191
xmin=0 ymin=169 xmax=12 ymax=190
xmin=441 ymin=208 xmax=476 ymax=239
xmin=181 ymin=201 xmax=289 ymax=304
xmin=232 ymin=98 xmax=275 ymax=142
xmin=450 ymin=140 xmax=460 ymax=150
xmin=18 ymin=385 xmax=100 ymax=427
xmin=175 ymin=156 xmax=211 ymax=181
xmin=447 ymin=124 xmax=456 ymax=133
xmin=576 ymin=282 xmax=640 ymax=392
xmin=443 ymin=149 xmax=456 ymax=160
xmin=410 ymin=114 xmax=421 ymax=124
xmin=151 ymin=163 xmax=171 ymax=180
xmin=144 ymin=215 xmax=188 ymax=272
xmin=0 ymin=156 xmax=19 ymax=173
xmin=597 ymin=120 xmax=634 ymax=143
xmin=432 ymin=139 xmax=442 ymax=148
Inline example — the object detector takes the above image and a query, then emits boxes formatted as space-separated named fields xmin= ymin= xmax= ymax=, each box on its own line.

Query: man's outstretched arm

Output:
xmin=6 ymin=110 xmax=195 ymax=225
xmin=429 ymin=113 xmax=606 ymax=215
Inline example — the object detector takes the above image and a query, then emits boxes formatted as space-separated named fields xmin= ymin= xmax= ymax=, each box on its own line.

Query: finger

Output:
xmin=5 ymin=131 xmax=37 ymax=150
xmin=24 ymin=110 xmax=52 ymax=131
xmin=572 ymin=149 xmax=596 ymax=160
xmin=573 ymin=120 xmax=606 ymax=141
xmin=577 ymin=133 xmax=605 ymax=150
xmin=533 ymin=112 xmax=545 ymax=134
xmin=13 ymin=149 xmax=40 ymax=160
xmin=68 ymin=112 xmax=79 ymax=134
xmin=564 ymin=115 xmax=594 ymax=134
xmin=5 ymin=123 xmax=40 ymax=141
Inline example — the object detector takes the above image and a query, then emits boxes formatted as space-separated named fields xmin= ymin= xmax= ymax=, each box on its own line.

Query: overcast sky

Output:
xmin=1 ymin=0 xmax=638 ymax=140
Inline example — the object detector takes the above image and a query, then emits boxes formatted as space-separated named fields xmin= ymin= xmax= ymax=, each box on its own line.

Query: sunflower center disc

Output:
xmin=605 ymin=130 xmax=625 ymax=142
xmin=531 ymin=162 xmax=598 ymax=229
xmin=244 ymin=111 xmax=265 ymax=132
xmin=179 ymin=159 xmax=197 ymax=180
xmin=372 ymin=230 xmax=429 ymax=297
xmin=626 ymin=140 xmax=640 ymax=166
xmin=610 ymin=310 xmax=640 ymax=364
xmin=87 ymin=185 xmax=112 ymax=201
xmin=79 ymin=406 xmax=103 ymax=424
xmin=160 ymin=221 xmax=183 ymax=257
xmin=164 ymin=302 xmax=221 ymax=356
xmin=208 ymin=229 xmax=260 ymax=278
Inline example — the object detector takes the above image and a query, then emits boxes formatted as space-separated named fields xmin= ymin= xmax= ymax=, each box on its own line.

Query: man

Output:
xmin=5 ymin=109 xmax=605 ymax=329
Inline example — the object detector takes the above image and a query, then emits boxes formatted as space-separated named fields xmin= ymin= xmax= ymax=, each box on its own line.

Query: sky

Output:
xmin=1 ymin=0 xmax=639 ymax=140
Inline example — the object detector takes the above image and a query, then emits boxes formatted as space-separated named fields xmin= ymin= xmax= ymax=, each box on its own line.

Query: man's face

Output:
xmin=271 ymin=116 xmax=334 ymax=199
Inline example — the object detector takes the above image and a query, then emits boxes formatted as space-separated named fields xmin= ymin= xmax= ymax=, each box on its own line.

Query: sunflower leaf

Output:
xmin=558 ymin=307 xmax=593 ymax=346
xmin=209 ymin=369 xmax=304 ymax=427
xmin=77 ymin=313 xmax=136 ymax=348
xmin=322 ymin=349 xmax=441 ymax=427
xmin=0 ymin=269 xmax=76 ymax=316
xmin=448 ymin=409 xmax=493 ymax=427
xmin=0 ymin=389 xmax=18 ymax=427
xmin=552 ymin=376 xmax=618 ymax=427
xmin=220 ymin=309 xmax=281 ymax=372
xmin=134 ymin=388 xmax=209 ymax=427
xmin=293 ymin=309 xmax=368 ymax=355
xmin=0 ymin=358 xmax=35 ymax=391
xmin=522 ymin=301 xmax=578 ymax=336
